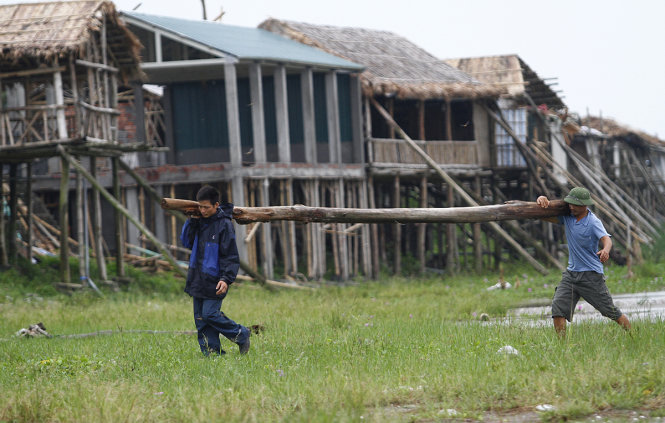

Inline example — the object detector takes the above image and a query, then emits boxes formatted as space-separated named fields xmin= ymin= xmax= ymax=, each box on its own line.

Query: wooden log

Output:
xmin=162 ymin=197 xmax=570 ymax=225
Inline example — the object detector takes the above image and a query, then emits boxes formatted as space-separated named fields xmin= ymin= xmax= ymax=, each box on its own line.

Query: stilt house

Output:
xmin=119 ymin=12 xmax=367 ymax=280
xmin=0 ymin=1 xmax=148 ymax=283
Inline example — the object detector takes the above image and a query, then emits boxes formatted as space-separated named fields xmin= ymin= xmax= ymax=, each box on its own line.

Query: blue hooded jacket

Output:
xmin=180 ymin=203 xmax=239 ymax=299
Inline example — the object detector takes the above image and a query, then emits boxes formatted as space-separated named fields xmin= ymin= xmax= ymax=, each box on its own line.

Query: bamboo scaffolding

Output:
xmin=57 ymin=145 xmax=186 ymax=278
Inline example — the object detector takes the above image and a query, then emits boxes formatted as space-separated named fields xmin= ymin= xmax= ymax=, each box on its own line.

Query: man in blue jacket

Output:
xmin=181 ymin=185 xmax=250 ymax=356
xmin=537 ymin=187 xmax=630 ymax=336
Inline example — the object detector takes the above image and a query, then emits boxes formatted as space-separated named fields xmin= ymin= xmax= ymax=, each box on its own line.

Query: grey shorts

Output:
xmin=551 ymin=270 xmax=623 ymax=322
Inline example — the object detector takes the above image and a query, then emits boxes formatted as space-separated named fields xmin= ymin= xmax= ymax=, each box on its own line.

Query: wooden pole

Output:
xmin=418 ymin=175 xmax=427 ymax=273
xmin=445 ymin=98 xmax=453 ymax=141
xmin=370 ymin=98 xmax=549 ymax=274
xmin=368 ymin=176 xmax=379 ymax=278
xmin=393 ymin=175 xmax=401 ymax=275
xmin=76 ymin=161 xmax=86 ymax=280
xmin=8 ymin=164 xmax=17 ymax=264
xmin=473 ymin=176 xmax=482 ymax=273
xmin=446 ymin=183 xmax=456 ymax=274
xmin=112 ymin=157 xmax=125 ymax=278
xmin=25 ymin=162 xmax=32 ymax=263
xmin=91 ymin=159 xmax=108 ymax=281
xmin=58 ymin=146 xmax=186 ymax=278
xmin=68 ymin=54 xmax=82 ymax=138
xmin=59 ymin=157 xmax=70 ymax=282
xmin=0 ymin=165 xmax=7 ymax=267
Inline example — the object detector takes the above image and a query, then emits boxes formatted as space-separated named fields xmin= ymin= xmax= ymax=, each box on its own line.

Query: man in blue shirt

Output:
xmin=537 ymin=187 xmax=631 ymax=336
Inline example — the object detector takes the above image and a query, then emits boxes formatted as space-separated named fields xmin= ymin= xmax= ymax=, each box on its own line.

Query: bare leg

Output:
xmin=553 ymin=316 xmax=566 ymax=337
xmin=616 ymin=314 xmax=631 ymax=331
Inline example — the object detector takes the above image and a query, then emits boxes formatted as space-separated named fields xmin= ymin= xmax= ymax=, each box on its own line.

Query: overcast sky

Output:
xmin=5 ymin=0 xmax=664 ymax=137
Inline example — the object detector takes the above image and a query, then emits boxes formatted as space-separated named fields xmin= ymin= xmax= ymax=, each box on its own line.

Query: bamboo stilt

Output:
xmin=8 ymin=164 xmax=17 ymax=264
xmin=76 ymin=162 xmax=86 ymax=280
xmin=393 ymin=175 xmax=401 ymax=275
xmin=418 ymin=175 xmax=427 ymax=274
xmin=112 ymin=157 xmax=125 ymax=278
xmin=59 ymin=157 xmax=70 ymax=282
xmin=0 ymin=165 xmax=7 ymax=267
xmin=25 ymin=163 xmax=32 ymax=263
xmin=91 ymin=160 xmax=107 ymax=281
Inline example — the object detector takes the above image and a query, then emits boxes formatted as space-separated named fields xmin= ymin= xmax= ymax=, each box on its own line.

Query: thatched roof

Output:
xmin=259 ymin=19 xmax=500 ymax=100
xmin=0 ymin=1 xmax=142 ymax=80
xmin=581 ymin=116 xmax=665 ymax=148
xmin=444 ymin=55 xmax=565 ymax=109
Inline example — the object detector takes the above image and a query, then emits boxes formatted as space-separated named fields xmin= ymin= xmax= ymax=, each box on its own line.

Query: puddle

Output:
xmin=502 ymin=290 xmax=665 ymax=327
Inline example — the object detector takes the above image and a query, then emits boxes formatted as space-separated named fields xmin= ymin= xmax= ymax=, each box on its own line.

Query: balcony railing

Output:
xmin=368 ymin=138 xmax=478 ymax=166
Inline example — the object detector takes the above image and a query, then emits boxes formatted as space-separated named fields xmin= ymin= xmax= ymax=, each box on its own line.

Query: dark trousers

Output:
xmin=193 ymin=297 xmax=249 ymax=355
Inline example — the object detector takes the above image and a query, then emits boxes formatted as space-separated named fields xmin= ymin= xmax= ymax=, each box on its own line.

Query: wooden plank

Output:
xmin=0 ymin=66 xmax=65 ymax=79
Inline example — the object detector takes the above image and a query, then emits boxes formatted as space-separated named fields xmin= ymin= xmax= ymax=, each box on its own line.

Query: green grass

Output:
xmin=1 ymin=259 xmax=665 ymax=422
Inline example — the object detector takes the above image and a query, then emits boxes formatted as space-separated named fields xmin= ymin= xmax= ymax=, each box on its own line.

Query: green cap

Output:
xmin=564 ymin=187 xmax=593 ymax=206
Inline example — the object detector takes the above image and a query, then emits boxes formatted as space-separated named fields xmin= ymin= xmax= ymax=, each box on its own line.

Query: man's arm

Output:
xmin=536 ymin=196 xmax=559 ymax=223
xmin=597 ymin=235 xmax=612 ymax=263
xmin=215 ymin=219 xmax=240 ymax=296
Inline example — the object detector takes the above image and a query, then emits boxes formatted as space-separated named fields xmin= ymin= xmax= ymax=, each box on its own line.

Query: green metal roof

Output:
xmin=123 ymin=12 xmax=363 ymax=70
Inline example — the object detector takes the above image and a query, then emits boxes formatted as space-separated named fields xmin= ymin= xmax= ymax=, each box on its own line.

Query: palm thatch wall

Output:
xmin=0 ymin=0 xmax=142 ymax=81
xmin=445 ymin=55 xmax=564 ymax=109
xmin=259 ymin=19 xmax=500 ymax=100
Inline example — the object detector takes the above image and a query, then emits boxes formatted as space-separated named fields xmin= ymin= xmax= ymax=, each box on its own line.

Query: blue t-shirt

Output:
xmin=558 ymin=210 xmax=610 ymax=274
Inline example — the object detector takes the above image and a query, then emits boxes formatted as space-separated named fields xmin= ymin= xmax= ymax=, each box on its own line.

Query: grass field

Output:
xmin=2 ymin=258 xmax=665 ymax=422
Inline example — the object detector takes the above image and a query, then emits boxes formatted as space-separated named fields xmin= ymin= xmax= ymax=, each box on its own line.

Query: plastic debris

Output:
xmin=497 ymin=345 xmax=519 ymax=355
xmin=16 ymin=322 xmax=51 ymax=338
xmin=535 ymin=404 xmax=555 ymax=412
xmin=438 ymin=409 xmax=458 ymax=416
xmin=487 ymin=281 xmax=512 ymax=291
